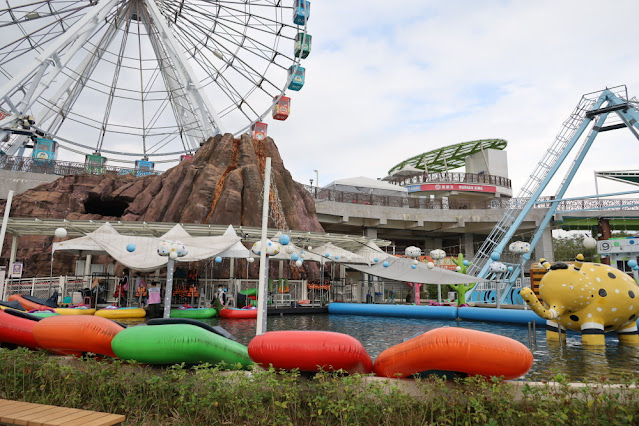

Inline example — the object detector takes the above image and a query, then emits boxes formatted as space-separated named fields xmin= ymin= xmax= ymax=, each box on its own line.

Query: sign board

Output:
xmin=407 ymin=183 xmax=497 ymax=193
xmin=11 ymin=262 xmax=23 ymax=278
xmin=597 ymin=237 xmax=639 ymax=254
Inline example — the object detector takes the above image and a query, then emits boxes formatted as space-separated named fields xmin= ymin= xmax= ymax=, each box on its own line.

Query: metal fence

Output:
xmin=304 ymin=184 xmax=639 ymax=212
xmin=0 ymin=155 xmax=162 ymax=177
xmin=386 ymin=171 xmax=512 ymax=189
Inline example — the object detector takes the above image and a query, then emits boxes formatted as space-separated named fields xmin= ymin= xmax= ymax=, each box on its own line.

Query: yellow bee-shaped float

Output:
xmin=520 ymin=254 xmax=639 ymax=346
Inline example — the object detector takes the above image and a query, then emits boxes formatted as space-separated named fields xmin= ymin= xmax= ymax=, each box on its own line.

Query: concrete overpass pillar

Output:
xmin=535 ymin=227 xmax=554 ymax=263
xmin=423 ymin=237 xmax=443 ymax=252
xmin=463 ymin=234 xmax=474 ymax=258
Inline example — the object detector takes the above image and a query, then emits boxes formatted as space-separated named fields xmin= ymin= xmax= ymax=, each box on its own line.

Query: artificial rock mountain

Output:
xmin=0 ymin=134 xmax=323 ymax=277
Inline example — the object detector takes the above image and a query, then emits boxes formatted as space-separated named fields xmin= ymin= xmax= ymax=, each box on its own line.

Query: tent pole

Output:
xmin=256 ymin=157 xmax=272 ymax=336
xmin=163 ymin=258 xmax=175 ymax=318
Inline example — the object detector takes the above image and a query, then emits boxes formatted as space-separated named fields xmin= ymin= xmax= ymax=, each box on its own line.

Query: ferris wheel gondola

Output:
xmin=0 ymin=0 xmax=312 ymax=168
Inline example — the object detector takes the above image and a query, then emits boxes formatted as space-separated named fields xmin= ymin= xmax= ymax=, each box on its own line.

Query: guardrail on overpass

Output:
xmin=304 ymin=184 xmax=639 ymax=212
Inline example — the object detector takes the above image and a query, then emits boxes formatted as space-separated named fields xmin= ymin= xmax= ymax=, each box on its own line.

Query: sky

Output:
xmin=268 ymin=0 xmax=639 ymax=199
xmin=5 ymin=0 xmax=639 ymax=201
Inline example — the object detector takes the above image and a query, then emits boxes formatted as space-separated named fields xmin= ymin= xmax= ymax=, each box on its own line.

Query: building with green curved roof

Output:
xmin=388 ymin=139 xmax=507 ymax=175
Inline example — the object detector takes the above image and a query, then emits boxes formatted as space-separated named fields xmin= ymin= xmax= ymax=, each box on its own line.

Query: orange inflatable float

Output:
xmin=0 ymin=310 xmax=40 ymax=349
xmin=33 ymin=315 xmax=124 ymax=358
xmin=373 ymin=327 xmax=533 ymax=380
xmin=9 ymin=294 xmax=48 ymax=311
xmin=249 ymin=331 xmax=373 ymax=374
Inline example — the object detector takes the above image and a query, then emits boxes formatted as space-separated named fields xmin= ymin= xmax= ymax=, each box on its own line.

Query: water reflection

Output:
xmin=124 ymin=314 xmax=639 ymax=382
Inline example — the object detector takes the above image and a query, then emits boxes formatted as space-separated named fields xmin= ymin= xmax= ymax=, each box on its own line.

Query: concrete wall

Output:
xmin=0 ymin=170 xmax=59 ymax=199
xmin=466 ymin=149 xmax=509 ymax=179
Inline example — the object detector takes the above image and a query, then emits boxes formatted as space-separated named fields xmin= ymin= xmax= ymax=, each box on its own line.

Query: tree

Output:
xmin=552 ymin=233 xmax=598 ymax=262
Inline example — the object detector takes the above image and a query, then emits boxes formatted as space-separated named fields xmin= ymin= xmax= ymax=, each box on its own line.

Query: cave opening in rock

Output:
xmin=83 ymin=194 xmax=129 ymax=217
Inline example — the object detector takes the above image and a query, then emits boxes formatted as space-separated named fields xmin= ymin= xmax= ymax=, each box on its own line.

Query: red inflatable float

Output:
xmin=33 ymin=315 xmax=124 ymax=358
xmin=8 ymin=294 xmax=46 ymax=311
xmin=248 ymin=330 xmax=373 ymax=374
xmin=373 ymin=327 xmax=533 ymax=380
xmin=0 ymin=310 xmax=40 ymax=349
xmin=219 ymin=308 xmax=258 ymax=319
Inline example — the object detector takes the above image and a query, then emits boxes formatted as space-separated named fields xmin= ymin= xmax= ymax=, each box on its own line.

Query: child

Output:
xmin=147 ymin=282 xmax=161 ymax=306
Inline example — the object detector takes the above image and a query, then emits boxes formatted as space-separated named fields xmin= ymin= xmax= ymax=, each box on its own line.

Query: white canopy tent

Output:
xmin=345 ymin=256 xmax=492 ymax=285
xmin=53 ymin=222 xmax=250 ymax=272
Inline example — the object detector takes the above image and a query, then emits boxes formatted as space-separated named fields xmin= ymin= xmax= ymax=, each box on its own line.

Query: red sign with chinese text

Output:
xmin=419 ymin=183 xmax=496 ymax=193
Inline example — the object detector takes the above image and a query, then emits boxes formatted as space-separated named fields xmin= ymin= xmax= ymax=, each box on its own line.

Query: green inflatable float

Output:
xmin=169 ymin=308 xmax=217 ymax=319
xmin=111 ymin=324 xmax=252 ymax=367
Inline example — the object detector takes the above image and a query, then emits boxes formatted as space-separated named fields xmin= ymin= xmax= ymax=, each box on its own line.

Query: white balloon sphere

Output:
xmin=295 ymin=259 xmax=303 ymax=267
xmin=307 ymin=246 xmax=313 ymax=250
xmin=247 ymin=257 xmax=255 ymax=263
xmin=456 ymin=266 xmax=462 ymax=271
xmin=412 ymin=259 xmax=419 ymax=265
xmin=583 ymin=237 xmax=597 ymax=249
xmin=54 ymin=228 xmax=67 ymax=238
xmin=426 ymin=262 xmax=435 ymax=269
xmin=285 ymin=244 xmax=296 ymax=254
xmin=169 ymin=252 xmax=178 ymax=260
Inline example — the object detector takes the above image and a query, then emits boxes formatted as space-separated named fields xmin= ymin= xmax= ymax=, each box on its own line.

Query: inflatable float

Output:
xmin=219 ymin=307 xmax=257 ymax=319
xmin=95 ymin=307 xmax=146 ymax=319
xmin=53 ymin=307 xmax=96 ymax=315
xmin=0 ymin=309 xmax=40 ymax=349
xmin=147 ymin=318 xmax=235 ymax=340
xmin=0 ymin=300 xmax=26 ymax=311
xmin=33 ymin=315 xmax=124 ymax=357
xmin=373 ymin=327 xmax=533 ymax=380
xmin=9 ymin=294 xmax=56 ymax=311
xmin=248 ymin=331 xmax=373 ymax=374
xmin=170 ymin=307 xmax=217 ymax=319
xmin=111 ymin=323 xmax=252 ymax=367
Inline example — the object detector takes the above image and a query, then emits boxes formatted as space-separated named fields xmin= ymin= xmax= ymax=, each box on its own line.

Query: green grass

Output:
xmin=1 ymin=348 xmax=638 ymax=425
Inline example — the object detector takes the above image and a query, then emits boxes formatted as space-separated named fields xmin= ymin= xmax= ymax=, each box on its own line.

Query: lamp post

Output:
xmin=509 ymin=241 xmax=531 ymax=308
xmin=157 ymin=240 xmax=188 ymax=318
xmin=314 ymin=169 xmax=319 ymax=188
xmin=429 ymin=249 xmax=446 ymax=302
xmin=489 ymin=261 xmax=507 ymax=309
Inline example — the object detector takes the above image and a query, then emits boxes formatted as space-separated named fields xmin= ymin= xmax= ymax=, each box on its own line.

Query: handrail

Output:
xmin=305 ymin=184 xmax=639 ymax=211
xmin=0 ymin=155 xmax=162 ymax=177
xmin=386 ymin=171 xmax=512 ymax=189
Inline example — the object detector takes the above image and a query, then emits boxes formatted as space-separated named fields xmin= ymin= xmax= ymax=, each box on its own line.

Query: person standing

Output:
xmin=114 ymin=268 xmax=129 ymax=307
xmin=135 ymin=273 xmax=148 ymax=306
xmin=146 ymin=281 xmax=162 ymax=318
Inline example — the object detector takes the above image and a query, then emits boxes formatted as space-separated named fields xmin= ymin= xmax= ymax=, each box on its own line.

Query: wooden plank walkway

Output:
xmin=0 ymin=399 xmax=125 ymax=425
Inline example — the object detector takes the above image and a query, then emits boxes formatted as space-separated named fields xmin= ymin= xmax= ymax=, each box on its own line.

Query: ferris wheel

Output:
xmin=0 ymin=0 xmax=311 ymax=169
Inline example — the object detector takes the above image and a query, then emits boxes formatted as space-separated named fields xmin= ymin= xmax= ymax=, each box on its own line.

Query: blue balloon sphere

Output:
xmin=126 ymin=243 xmax=136 ymax=252
xmin=334 ymin=255 xmax=340 ymax=260
xmin=291 ymin=253 xmax=299 ymax=261
xmin=383 ymin=261 xmax=389 ymax=268
xmin=507 ymin=266 xmax=514 ymax=272
xmin=325 ymin=252 xmax=330 ymax=258
xmin=215 ymin=256 xmax=222 ymax=263
xmin=490 ymin=252 xmax=500 ymax=261
xmin=629 ymin=259 xmax=638 ymax=268
xmin=411 ymin=264 xmax=417 ymax=269
xmin=463 ymin=260 xmax=470 ymax=266
xmin=278 ymin=234 xmax=290 ymax=246
xmin=373 ymin=257 xmax=379 ymax=263
xmin=634 ymin=265 xmax=639 ymax=271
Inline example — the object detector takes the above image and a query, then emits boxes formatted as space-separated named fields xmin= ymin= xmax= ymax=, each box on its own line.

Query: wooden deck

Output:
xmin=0 ymin=399 xmax=125 ymax=426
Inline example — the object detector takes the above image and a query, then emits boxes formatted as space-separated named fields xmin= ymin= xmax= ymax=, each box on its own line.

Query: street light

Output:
xmin=313 ymin=169 xmax=319 ymax=188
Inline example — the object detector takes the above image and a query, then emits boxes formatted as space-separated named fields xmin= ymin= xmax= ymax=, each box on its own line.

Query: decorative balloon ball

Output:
xmin=508 ymin=241 xmax=531 ymax=254
xmin=325 ymin=252 xmax=330 ymax=258
xmin=429 ymin=249 xmax=446 ymax=260
xmin=307 ymin=246 xmax=313 ymax=251
xmin=126 ymin=243 xmax=136 ymax=252
xmin=278 ymin=234 xmax=290 ymax=246
xmin=463 ymin=260 xmax=470 ymax=266
xmin=334 ymin=255 xmax=340 ymax=260
xmin=411 ymin=264 xmax=417 ymax=269
xmin=247 ymin=257 xmax=255 ymax=263
xmin=291 ymin=253 xmax=300 ymax=261
xmin=295 ymin=259 xmax=303 ymax=268
xmin=373 ymin=257 xmax=379 ymax=263
xmin=285 ymin=244 xmax=296 ymax=254
xmin=455 ymin=266 xmax=461 ymax=271
xmin=382 ymin=261 xmax=389 ymax=268
xmin=54 ymin=228 xmax=67 ymax=238
xmin=583 ymin=237 xmax=597 ymax=249
xmin=251 ymin=239 xmax=280 ymax=256
xmin=412 ymin=259 xmax=419 ymax=265
xmin=426 ymin=262 xmax=435 ymax=269
xmin=215 ymin=256 xmax=223 ymax=263
xmin=300 ymin=251 xmax=306 ymax=258
xmin=628 ymin=259 xmax=638 ymax=268
xmin=169 ymin=252 xmax=178 ymax=260
xmin=490 ymin=252 xmax=501 ymax=261
xmin=405 ymin=246 xmax=421 ymax=258
xmin=489 ymin=262 xmax=507 ymax=273
xmin=507 ymin=266 xmax=514 ymax=272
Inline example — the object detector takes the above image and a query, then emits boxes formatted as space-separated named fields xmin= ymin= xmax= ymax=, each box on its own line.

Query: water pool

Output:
xmin=124 ymin=314 xmax=639 ymax=382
